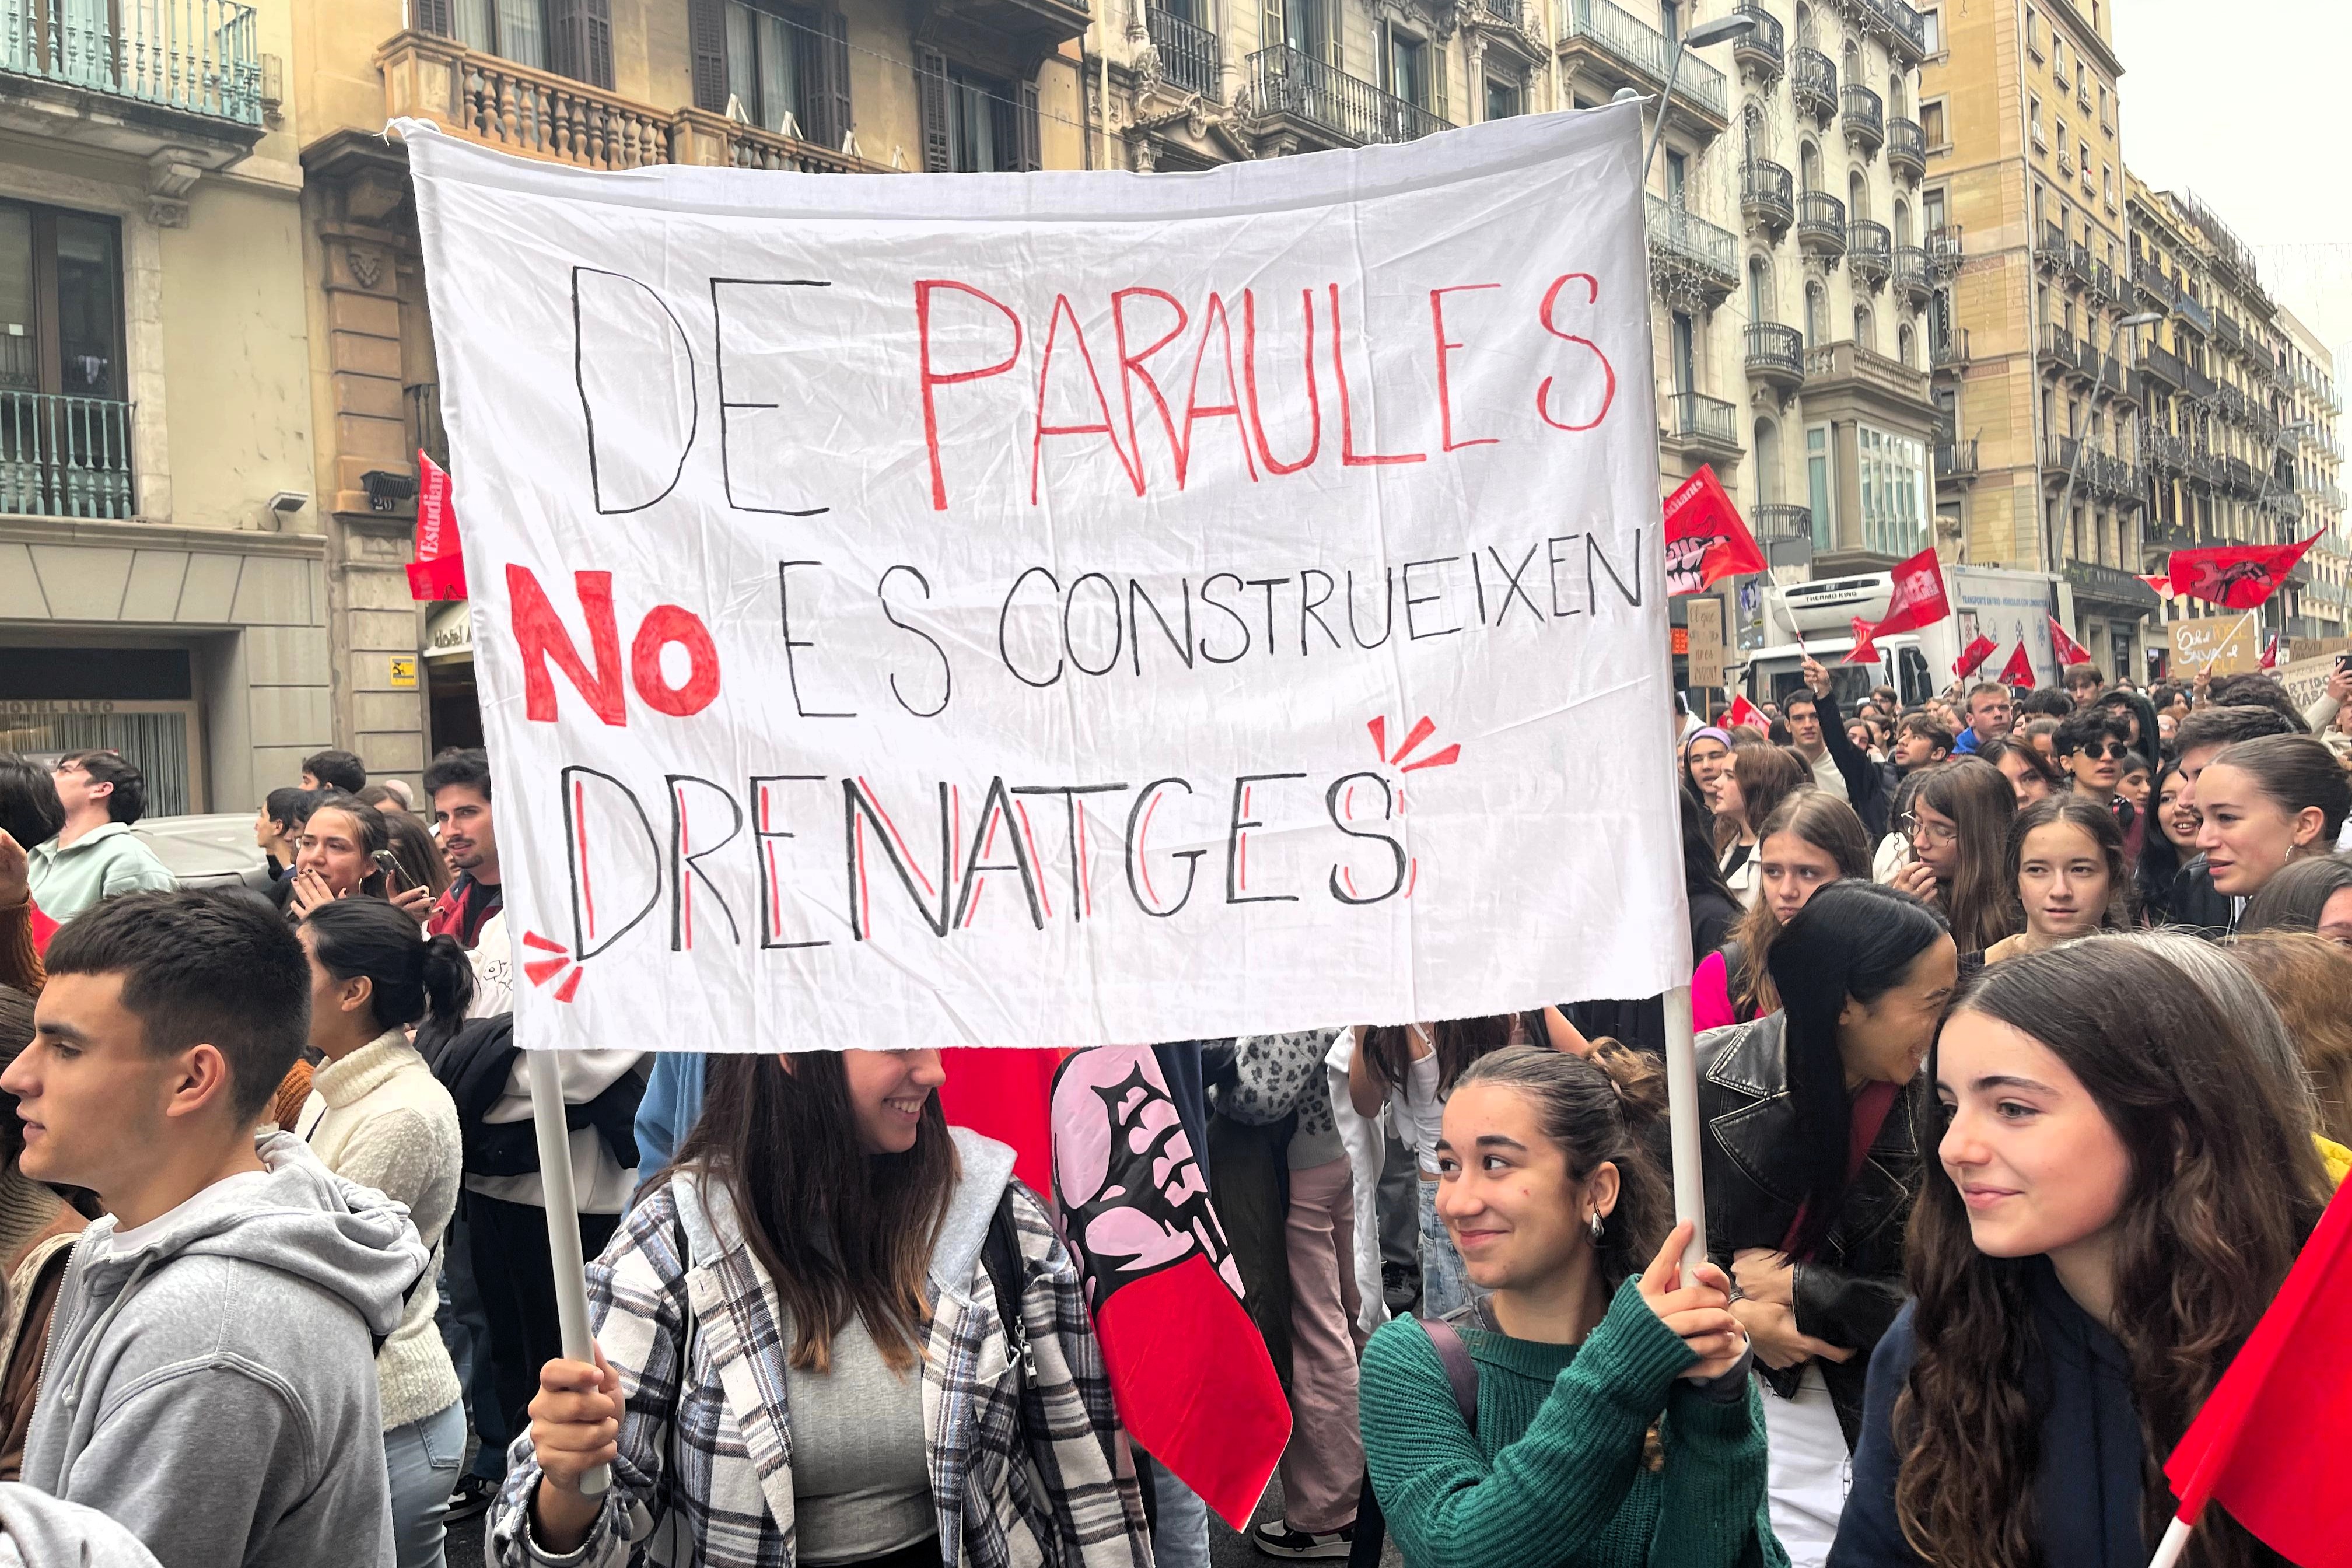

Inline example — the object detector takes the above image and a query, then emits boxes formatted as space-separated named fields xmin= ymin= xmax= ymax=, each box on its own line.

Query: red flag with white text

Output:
xmin=2048 ymin=617 xmax=2093 ymax=668
xmin=1725 ymin=694 xmax=1769 ymax=732
xmin=2166 ymin=534 xmax=2322 ymax=610
xmin=1844 ymin=617 xmax=1881 ymax=665
xmin=406 ymin=450 xmax=469 ymax=601
xmin=1873 ymin=545 xmax=1951 ymax=635
xmin=1664 ymin=466 xmax=1768 ymax=596
xmin=1952 ymin=634 xmax=1998 ymax=680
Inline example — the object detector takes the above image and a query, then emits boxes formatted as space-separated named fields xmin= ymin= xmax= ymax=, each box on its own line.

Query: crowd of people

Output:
xmin=0 ymin=647 xmax=2342 ymax=1567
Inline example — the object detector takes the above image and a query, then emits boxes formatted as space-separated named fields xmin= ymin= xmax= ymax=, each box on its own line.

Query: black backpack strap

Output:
xmin=1348 ymin=1315 xmax=1481 ymax=1568
xmin=978 ymin=1190 xmax=1033 ymax=1382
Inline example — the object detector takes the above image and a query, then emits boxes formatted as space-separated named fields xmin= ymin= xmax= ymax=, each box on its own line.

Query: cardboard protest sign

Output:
xmin=2277 ymin=653 xmax=2347 ymax=714
xmin=2169 ymin=613 xmax=2262 ymax=677
xmin=1686 ymin=597 xmax=1727 ymax=688
xmin=404 ymin=107 xmax=1685 ymax=1055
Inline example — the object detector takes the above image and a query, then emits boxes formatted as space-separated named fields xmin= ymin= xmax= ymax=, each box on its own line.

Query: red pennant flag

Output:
xmin=2259 ymin=632 xmax=2280 ymax=671
xmin=1997 ymin=640 xmax=2035 ymax=688
xmin=2141 ymin=573 xmax=2173 ymax=599
xmin=1664 ymin=466 xmax=1768 ymax=596
xmin=1952 ymin=634 xmax=1998 ymax=680
xmin=2161 ymin=1176 xmax=2352 ymax=1567
xmin=2048 ymin=617 xmax=2094 ymax=668
xmin=1844 ymin=616 xmax=1881 ymax=665
xmin=1873 ymin=545 xmax=1951 ymax=636
xmin=1051 ymin=1048 xmax=1288 ymax=1529
xmin=1725 ymin=694 xmax=1769 ymax=732
xmin=405 ymin=450 xmax=469 ymax=601
xmin=2166 ymin=533 xmax=2323 ymax=610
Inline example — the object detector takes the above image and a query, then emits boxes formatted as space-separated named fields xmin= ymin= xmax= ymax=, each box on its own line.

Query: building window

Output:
xmin=1858 ymin=424 xmax=1930 ymax=557
xmin=725 ymin=2 xmax=806 ymax=134
xmin=1807 ymin=424 xmax=1834 ymax=550
xmin=1485 ymin=76 xmax=1521 ymax=120
xmin=917 ymin=50 xmax=1038 ymax=173
xmin=1921 ymin=6 xmax=1941 ymax=53
xmin=1671 ymin=312 xmax=1695 ymax=396
xmin=2098 ymin=85 xmax=2110 ymax=130
xmin=1921 ymin=99 xmax=1947 ymax=147
xmin=1924 ymin=186 xmax=1947 ymax=232
xmin=1379 ymin=25 xmax=1445 ymax=114
xmin=0 ymin=200 xmax=131 ymax=519
xmin=449 ymin=0 xmax=612 ymax=88
xmin=453 ymin=0 xmax=548 ymax=68
xmin=2029 ymin=95 xmax=2043 ymax=149
xmin=2025 ymin=6 xmax=2041 ymax=58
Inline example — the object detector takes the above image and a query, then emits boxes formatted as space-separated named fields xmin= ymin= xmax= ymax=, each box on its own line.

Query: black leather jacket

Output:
xmin=1696 ymin=1013 xmax=1926 ymax=1450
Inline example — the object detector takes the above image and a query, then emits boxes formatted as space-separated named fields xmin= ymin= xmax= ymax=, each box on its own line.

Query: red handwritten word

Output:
xmin=918 ymin=275 xmax=1618 ymax=510
xmin=510 ymin=564 xmax=723 ymax=726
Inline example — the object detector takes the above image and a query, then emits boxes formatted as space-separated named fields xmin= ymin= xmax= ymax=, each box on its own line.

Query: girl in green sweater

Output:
xmin=1360 ymin=1043 xmax=1786 ymax=1568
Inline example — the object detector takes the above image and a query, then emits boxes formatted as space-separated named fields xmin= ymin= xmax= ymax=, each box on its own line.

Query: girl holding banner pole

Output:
xmin=497 ymin=1049 xmax=1152 ymax=1568
xmin=1698 ymin=883 xmax=1958 ymax=1566
xmin=1829 ymin=936 xmax=2330 ymax=1568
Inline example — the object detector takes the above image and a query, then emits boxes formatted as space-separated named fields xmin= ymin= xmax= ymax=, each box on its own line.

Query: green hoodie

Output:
xmin=1360 ymin=1277 xmax=1785 ymax=1568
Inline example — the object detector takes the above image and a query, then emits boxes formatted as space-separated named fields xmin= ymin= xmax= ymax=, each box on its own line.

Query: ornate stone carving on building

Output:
xmin=145 ymin=150 xmax=202 ymax=228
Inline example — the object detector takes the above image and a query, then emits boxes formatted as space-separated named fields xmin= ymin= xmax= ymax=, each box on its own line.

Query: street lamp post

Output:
xmin=1640 ymin=15 xmax=1754 ymax=182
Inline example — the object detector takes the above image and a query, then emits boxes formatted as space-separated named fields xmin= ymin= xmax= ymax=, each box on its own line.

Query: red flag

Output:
xmin=2167 ymin=533 xmax=2322 ymax=610
xmin=2141 ymin=573 xmax=2173 ymax=599
xmin=405 ymin=451 xmax=469 ymax=601
xmin=1997 ymin=640 xmax=2035 ymax=688
xmin=1873 ymin=545 xmax=1951 ymax=635
xmin=1051 ymin=1048 xmax=1287 ymax=1528
xmin=2260 ymin=632 xmax=2280 ymax=671
xmin=1725 ymin=694 xmax=1768 ymax=732
xmin=2162 ymin=1175 xmax=2352 ymax=1566
xmin=1952 ymin=634 xmax=1998 ymax=680
xmin=2048 ymin=617 xmax=2093 ymax=668
xmin=1664 ymin=466 xmax=1768 ymax=596
xmin=1844 ymin=616 xmax=1881 ymax=665
xmin=938 ymin=1048 xmax=1063 ymax=1196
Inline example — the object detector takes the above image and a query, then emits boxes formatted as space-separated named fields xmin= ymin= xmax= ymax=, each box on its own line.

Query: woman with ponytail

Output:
xmin=297 ymin=897 xmax=471 ymax=1568
xmin=1831 ymin=935 xmax=2332 ymax=1567
xmin=1359 ymin=1043 xmax=1780 ymax=1568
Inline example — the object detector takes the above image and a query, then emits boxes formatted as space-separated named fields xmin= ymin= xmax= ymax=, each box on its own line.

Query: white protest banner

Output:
xmin=404 ymin=106 xmax=1685 ymax=1055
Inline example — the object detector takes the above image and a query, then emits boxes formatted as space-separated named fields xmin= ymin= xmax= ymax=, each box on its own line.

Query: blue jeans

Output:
xmin=1134 ymin=1450 xmax=1210 ymax=1568
xmin=386 ymin=1399 xmax=467 ymax=1568
xmin=439 ymin=1208 xmax=506 ymax=1482
xmin=1417 ymin=1178 xmax=1474 ymax=1320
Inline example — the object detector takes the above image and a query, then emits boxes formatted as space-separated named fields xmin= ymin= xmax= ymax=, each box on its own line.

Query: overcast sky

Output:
xmin=2110 ymin=0 xmax=2352 ymax=365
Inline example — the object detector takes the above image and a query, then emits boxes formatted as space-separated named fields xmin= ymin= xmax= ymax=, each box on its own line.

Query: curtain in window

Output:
xmin=29 ymin=712 xmax=192 ymax=817
xmin=499 ymin=0 xmax=547 ymax=68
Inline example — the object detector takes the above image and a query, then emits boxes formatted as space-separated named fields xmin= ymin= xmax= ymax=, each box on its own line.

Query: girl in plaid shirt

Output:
xmin=495 ymin=1049 xmax=1153 ymax=1568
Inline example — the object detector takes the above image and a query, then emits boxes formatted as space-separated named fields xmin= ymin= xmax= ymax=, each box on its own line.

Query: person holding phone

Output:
xmin=288 ymin=793 xmax=432 ymax=923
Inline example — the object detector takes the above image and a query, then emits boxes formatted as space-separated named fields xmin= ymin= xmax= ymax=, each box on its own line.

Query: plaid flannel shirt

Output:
xmin=490 ymin=1154 xmax=1154 ymax=1568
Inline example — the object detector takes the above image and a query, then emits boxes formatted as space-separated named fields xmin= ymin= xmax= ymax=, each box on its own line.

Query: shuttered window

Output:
xmin=918 ymin=58 xmax=1038 ymax=173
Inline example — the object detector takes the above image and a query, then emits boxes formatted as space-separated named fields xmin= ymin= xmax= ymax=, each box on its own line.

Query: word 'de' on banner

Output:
xmin=401 ymin=106 xmax=1686 ymax=1057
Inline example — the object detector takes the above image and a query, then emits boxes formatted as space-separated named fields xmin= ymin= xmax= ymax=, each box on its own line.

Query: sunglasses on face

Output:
xmin=2069 ymin=741 xmax=2131 ymax=761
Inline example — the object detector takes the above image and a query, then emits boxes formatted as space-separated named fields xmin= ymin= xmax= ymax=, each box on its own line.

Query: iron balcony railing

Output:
xmin=1888 ymin=117 xmax=1924 ymax=173
xmin=1847 ymin=219 xmax=1892 ymax=282
xmin=1667 ymin=391 xmax=1738 ymax=446
xmin=1146 ymin=6 xmax=1221 ymax=100
xmin=1645 ymin=194 xmax=1739 ymax=286
xmin=1731 ymin=4 xmax=1782 ymax=71
xmin=1874 ymin=0 xmax=1929 ymax=55
xmin=1744 ymin=321 xmax=1804 ymax=381
xmin=1754 ymin=502 xmax=1814 ymax=541
xmin=1841 ymin=83 xmax=1883 ymax=148
xmin=1892 ymin=245 xmax=1930 ymax=299
xmin=0 ymin=0 xmax=262 ymax=125
xmin=1246 ymin=45 xmax=1447 ymax=145
xmin=1930 ymin=326 xmax=1971 ymax=367
xmin=1927 ymin=223 xmax=1964 ymax=274
xmin=1797 ymin=190 xmax=1846 ymax=251
xmin=1559 ymin=0 xmax=1728 ymax=118
xmin=2141 ymin=344 xmax=2186 ymax=387
xmin=0 ymin=390 xmax=136 ymax=519
xmin=1740 ymin=158 xmax=1793 ymax=230
xmin=1937 ymin=439 xmax=1979 ymax=480
xmin=1791 ymin=47 xmax=1835 ymax=120
xmin=1480 ymin=0 xmax=1524 ymax=23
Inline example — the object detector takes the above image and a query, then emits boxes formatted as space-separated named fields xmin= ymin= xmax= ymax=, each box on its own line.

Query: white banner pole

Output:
xmin=1661 ymin=984 xmax=1708 ymax=1272
xmin=2146 ymin=1516 xmax=2194 ymax=1568
xmin=528 ymin=1049 xmax=610 ymax=1499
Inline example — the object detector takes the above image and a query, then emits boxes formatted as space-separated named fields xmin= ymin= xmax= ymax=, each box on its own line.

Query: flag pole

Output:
xmin=1661 ymin=985 xmax=1708 ymax=1272
xmin=528 ymin=1049 xmax=610 ymax=1499
xmin=2146 ymin=1516 xmax=2194 ymax=1568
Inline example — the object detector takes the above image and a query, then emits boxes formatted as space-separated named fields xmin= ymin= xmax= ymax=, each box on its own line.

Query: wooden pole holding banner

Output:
xmin=1661 ymin=985 xmax=1709 ymax=1271
xmin=527 ymin=1049 xmax=609 ymax=1499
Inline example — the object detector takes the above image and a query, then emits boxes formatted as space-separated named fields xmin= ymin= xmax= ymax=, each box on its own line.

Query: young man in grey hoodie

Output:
xmin=2 ymin=890 xmax=429 ymax=1568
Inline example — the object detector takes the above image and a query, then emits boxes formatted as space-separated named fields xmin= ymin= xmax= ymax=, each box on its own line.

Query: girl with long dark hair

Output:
xmin=1888 ymin=759 xmax=2016 ymax=957
xmin=2137 ymin=757 xmax=2198 ymax=925
xmin=297 ymin=898 xmax=473 ymax=1568
xmin=1350 ymin=1014 xmax=1554 ymax=1319
xmin=1679 ymin=780 xmax=1743 ymax=962
xmin=2192 ymin=734 xmax=2352 ymax=903
xmin=1982 ymin=796 xmax=2130 ymax=964
xmin=1714 ymin=747 xmax=1813 ymax=908
xmin=1693 ymin=793 xmax=1873 ymax=1029
xmin=2238 ymin=852 xmax=2352 ymax=947
xmin=1699 ymin=882 xmax=1958 ymax=1564
xmin=1359 ymin=1044 xmax=1776 ymax=1567
xmin=1975 ymin=736 xmax=2060 ymax=810
xmin=1832 ymin=936 xmax=2332 ymax=1568
xmin=503 ymin=1049 xmax=1152 ymax=1567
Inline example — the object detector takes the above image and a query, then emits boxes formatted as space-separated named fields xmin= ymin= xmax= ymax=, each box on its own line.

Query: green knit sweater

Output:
xmin=1360 ymin=1278 xmax=1785 ymax=1568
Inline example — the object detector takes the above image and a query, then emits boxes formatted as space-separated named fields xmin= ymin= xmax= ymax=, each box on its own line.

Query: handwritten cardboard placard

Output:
xmin=2169 ymin=612 xmax=2261 ymax=677
xmin=1687 ymin=597 xmax=1727 ymax=689
xmin=402 ymin=107 xmax=1685 ymax=1054
xmin=2277 ymin=653 xmax=2346 ymax=715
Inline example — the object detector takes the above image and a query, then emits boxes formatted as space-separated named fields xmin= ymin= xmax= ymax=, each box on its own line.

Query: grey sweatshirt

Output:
xmin=21 ymin=1132 xmax=428 ymax=1568
xmin=0 ymin=1482 xmax=161 ymax=1566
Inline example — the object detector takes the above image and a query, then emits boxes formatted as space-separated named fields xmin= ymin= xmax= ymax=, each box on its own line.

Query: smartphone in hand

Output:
xmin=370 ymin=849 xmax=403 ymax=894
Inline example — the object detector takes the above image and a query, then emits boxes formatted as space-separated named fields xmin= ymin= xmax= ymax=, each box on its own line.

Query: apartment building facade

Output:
xmin=2126 ymin=174 xmax=2318 ymax=656
xmin=1922 ymin=0 xmax=2156 ymax=680
xmin=2278 ymin=306 xmax=2343 ymax=639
